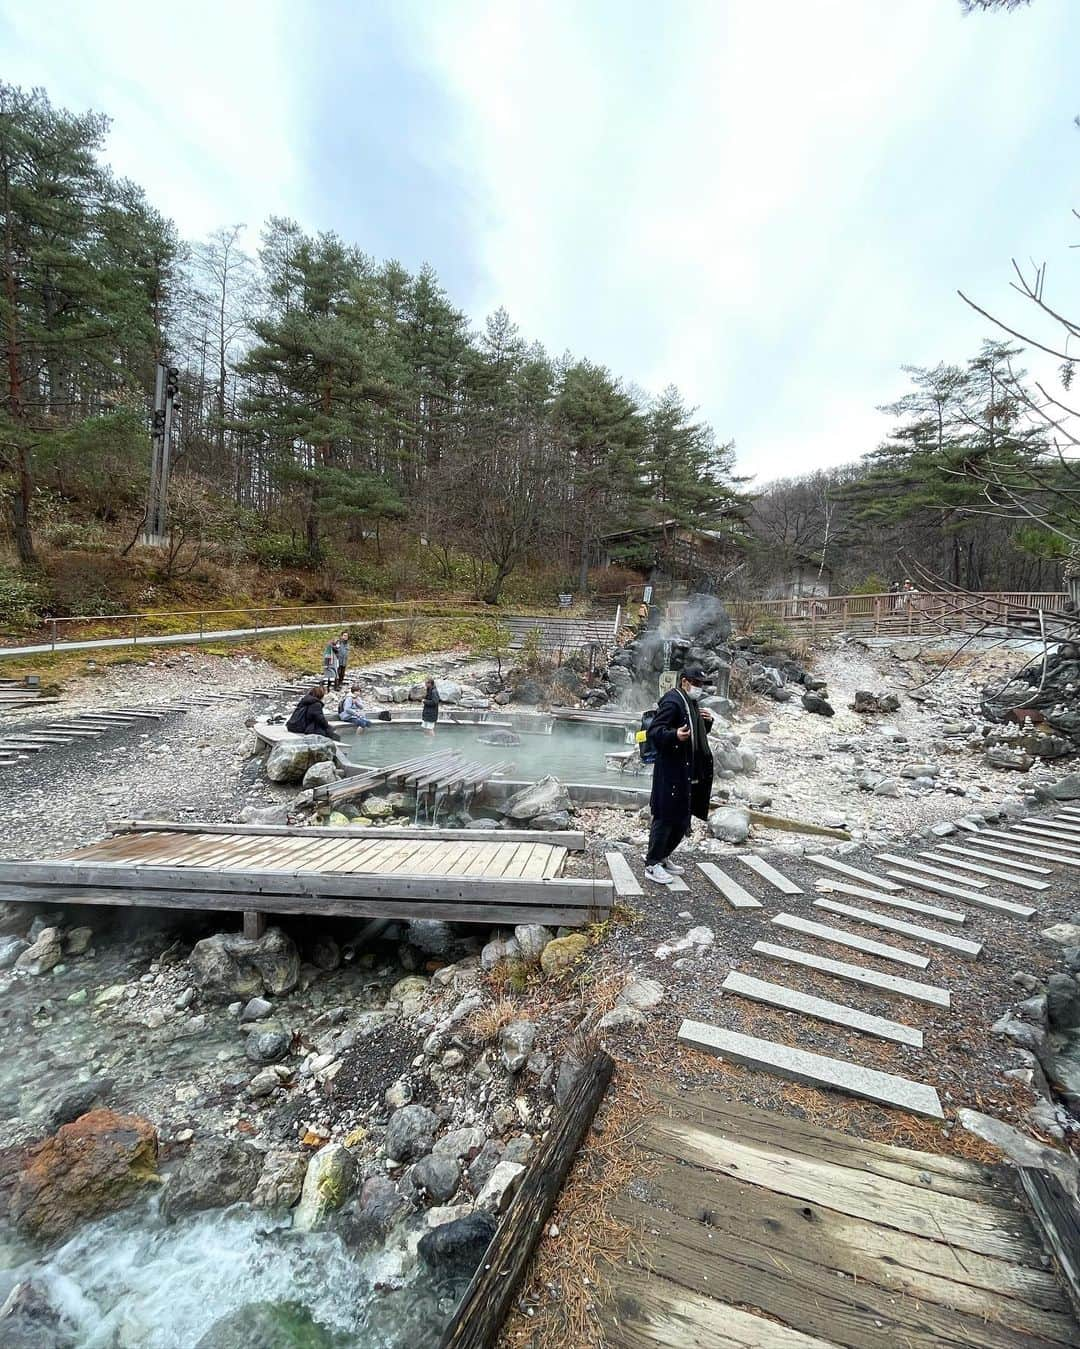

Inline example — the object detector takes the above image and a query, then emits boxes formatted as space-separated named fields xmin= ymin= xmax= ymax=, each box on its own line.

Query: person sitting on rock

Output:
xmin=340 ymin=682 xmax=371 ymax=729
xmin=644 ymin=665 xmax=714 ymax=885
xmin=286 ymin=684 xmax=340 ymax=740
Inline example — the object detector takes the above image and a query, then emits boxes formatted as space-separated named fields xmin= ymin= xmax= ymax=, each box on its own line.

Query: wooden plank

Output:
xmin=697 ymin=862 xmax=763 ymax=909
xmin=1018 ymin=1169 xmax=1080 ymax=1321
xmin=606 ymin=851 xmax=643 ymax=897
xmin=678 ymin=1020 xmax=944 ymax=1118
xmin=754 ymin=941 xmax=950 ymax=1007
xmin=885 ymin=870 xmax=1035 ymax=918
xmin=814 ymin=877 xmax=966 ymax=923
xmin=106 ymin=820 xmax=588 ymax=849
xmin=875 ymin=853 xmax=988 ymax=888
xmin=722 ymin=971 xmax=922 ymax=1046
xmin=935 ymin=842 xmax=1051 ymax=876
xmin=919 ymin=850 xmax=1051 ymax=891
xmin=438 ymin=1048 xmax=615 ymax=1349
xmin=519 ymin=847 xmax=553 ymax=881
xmin=737 ymin=853 xmax=803 ymax=895
xmin=813 ymin=898 xmax=982 ymax=959
xmin=771 ymin=913 xmax=930 ymax=969
xmin=807 ymin=855 xmax=901 ymax=891
xmin=541 ymin=847 xmax=566 ymax=880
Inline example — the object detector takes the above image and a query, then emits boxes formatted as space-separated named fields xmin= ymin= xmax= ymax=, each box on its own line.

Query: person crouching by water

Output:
xmin=421 ymin=677 xmax=440 ymax=735
xmin=286 ymin=684 xmax=340 ymax=741
xmin=340 ymin=682 xmax=371 ymax=729
xmin=644 ymin=665 xmax=714 ymax=885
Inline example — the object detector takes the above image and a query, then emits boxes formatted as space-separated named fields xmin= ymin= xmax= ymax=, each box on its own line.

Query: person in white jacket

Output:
xmin=339 ymin=683 xmax=371 ymax=729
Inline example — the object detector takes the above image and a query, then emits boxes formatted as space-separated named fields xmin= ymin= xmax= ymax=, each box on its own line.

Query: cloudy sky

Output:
xmin=2 ymin=0 xmax=1077 ymax=483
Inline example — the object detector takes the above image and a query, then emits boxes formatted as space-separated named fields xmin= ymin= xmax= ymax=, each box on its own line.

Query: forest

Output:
xmin=0 ymin=79 xmax=1076 ymax=629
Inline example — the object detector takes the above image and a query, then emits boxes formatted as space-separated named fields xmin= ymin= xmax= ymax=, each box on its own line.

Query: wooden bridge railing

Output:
xmin=668 ymin=591 xmax=1070 ymax=639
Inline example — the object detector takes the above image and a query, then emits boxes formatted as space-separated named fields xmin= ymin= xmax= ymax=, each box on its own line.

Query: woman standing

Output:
xmin=421 ymin=677 xmax=440 ymax=735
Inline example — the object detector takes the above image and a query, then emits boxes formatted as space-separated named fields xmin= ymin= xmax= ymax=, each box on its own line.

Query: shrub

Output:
xmin=0 ymin=568 xmax=45 ymax=631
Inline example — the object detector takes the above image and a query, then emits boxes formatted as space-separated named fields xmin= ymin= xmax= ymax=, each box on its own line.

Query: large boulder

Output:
xmin=251 ymin=1149 xmax=308 ymax=1210
xmin=418 ymin=1212 xmax=497 ymax=1283
xmin=540 ymin=933 xmax=588 ymax=977
xmin=188 ymin=927 xmax=300 ymax=1001
xmin=265 ymin=735 xmax=338 ymax=784
xmin=10 ymin=1110 xmax=158 ymax=1240
xmin=161 ymin=1136 xmax=261 ymax=1221
xmin=502 ymin=775 xmax=572 ymax=822
xmin=384 ymin=1105 xmax=439 ymax=1162
xmin=14 ymin=927 xmax=62 ymax=976
xmin=435 ymin=680 xmax=462 ymax=704
xmin=301 ymin=760 xmax=339 ymax=790
xmin=708 ymin=806 xmax=751 ymax=844
xmin=292 ymin=1143 xmax=357 ymax=1231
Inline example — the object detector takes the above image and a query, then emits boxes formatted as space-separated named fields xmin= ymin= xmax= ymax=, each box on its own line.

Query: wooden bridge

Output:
xmin=0 ymin=821 xmax=612 ymax=932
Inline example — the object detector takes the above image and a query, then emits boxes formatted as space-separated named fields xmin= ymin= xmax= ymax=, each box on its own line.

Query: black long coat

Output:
xmin=647 ymin=689 xmax=714 ymax=824
xmin=286 ymin=691 xmax=340 ymax=740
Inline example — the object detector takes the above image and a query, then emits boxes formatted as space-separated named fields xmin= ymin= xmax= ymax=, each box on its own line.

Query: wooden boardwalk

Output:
xmin=603 ymin=1090 xmax=1078 ymax=1349
xmin=0 ymin=823 xmax=612 ymax=930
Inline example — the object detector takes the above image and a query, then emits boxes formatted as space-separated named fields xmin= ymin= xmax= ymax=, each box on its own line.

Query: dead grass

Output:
xmin=466 ymin=997 xmax=522 ymax=1044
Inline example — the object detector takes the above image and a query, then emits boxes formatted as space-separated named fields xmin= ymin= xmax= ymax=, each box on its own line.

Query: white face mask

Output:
xmin=683 ymin=685 xmax=703 ymax=701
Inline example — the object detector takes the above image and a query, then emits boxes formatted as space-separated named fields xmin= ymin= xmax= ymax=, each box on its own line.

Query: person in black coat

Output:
xmin=421 ymin=678 xmax=440 ymax=735
xmin=285 ymin=685 xmax=340 ymax=740
xmin=644 ymin=666 xmax=714 ymax=884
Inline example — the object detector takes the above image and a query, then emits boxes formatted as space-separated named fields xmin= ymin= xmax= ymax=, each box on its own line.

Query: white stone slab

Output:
xmin=814 ymin=878 xmax=965 ymax=924
xmin=1011 ymin=824 xmax=1080 ymax=852
xmin=771 ymin=913 xmax=930 ymax=968
xmin=884 ymin=870 xmax=1035 ymax=919
xmin=919 ymin=850 xmax=1050 ymax=892
xmin=934 ymin=842 xmax=1051 ymax=876
xmin=722 ymin=971 xmax=923 ymax=1047
xmin=807 ymin=855 xmax=901 ymax=892
xmin=698 ymin=862 xmax=763 ymax=909
xmin=753 ymin=940 xmax=950 ymax=1006
xmin=677 ymin=1020 xmax=943 ymax=1119
xmin=737 ymin=854 xmax=803 ymax=895
xmin=1030 ymin=818 xmax=1080 ymax=836
xmin=813 ymin=898 xmax=982 ymax=960
xmin=667 ymin=874 xmax=690 ymax=893
xmin=605 ymin=852 xmax=643 ymax=897
xmin=967 ymin=836 xmax=1080 ymax=870
xmin=874 ymin=853 xmax=987 ymax=888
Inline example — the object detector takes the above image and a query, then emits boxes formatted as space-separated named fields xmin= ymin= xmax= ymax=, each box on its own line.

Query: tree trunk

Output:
xmin=11 ymin=445 xmax=35 ymax=566
xmin=578 ymin=533 xmax=590 ymax=595
xmin=2 ymin=152 xmax=34 ymax=566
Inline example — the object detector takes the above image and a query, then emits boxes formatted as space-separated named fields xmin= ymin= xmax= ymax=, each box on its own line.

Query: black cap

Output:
xmin=681 ymin=666 xmax=709 ymax=686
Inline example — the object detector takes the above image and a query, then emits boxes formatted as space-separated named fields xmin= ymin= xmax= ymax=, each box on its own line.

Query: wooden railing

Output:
xmin=668 ymin=591 xmax=1071 ymax=639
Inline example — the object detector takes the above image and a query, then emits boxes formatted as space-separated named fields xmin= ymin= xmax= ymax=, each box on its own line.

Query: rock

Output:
xmin=44 ymin=1077 xmax=113 ymax=1131
xmin=468 ymin=1139 xmax=505 ymax=1190
xmin=540 ymin=933 xmax=588 ymax=977
xmin=63 ymin=927 xmax=93 ymax=956
xmin=384 ymin=1104 xmax=439 ymax=1162
xmin=801 ymin=693 xmax=834 ymax=716
xmin=958 ymin=1108 xmax=1079 ymax=1197
xmin=900 ymin=763 xmax=940 ymax=779
xmin=501 ymin=775 xmax=572 ymax=821
xmin=411 ymin=1154 xmax=461 ymax=1204
xmin=992 ymin=1011 xmax=1045 ymax=1053
xmin=708 ymin=806 xmax=750 ymax=844
xmin=418 ymin=1212 xmax=497 ymax=1283
xmin=985 ymin=746 xmax=1033 ymax=772
xmin=251 ymin=1149 xmax=308 ymax=1210
xmin=162 ymin=1136 xmax=261 ymax=1221
xmin=1044 ymin=773 xmax=1080 ymax=801
xmin=14 ymin=927 xmax=62 ymax=976
xmin=0 ymin=936 xmax=28 ymax=969
xmin=174 ymin=987 xmax=195 ymax=1010
xmin=309 ymin=936 xmax=340 ymax=972
xmin=245 ymin=1027 xmax=291 ymax=1064
xmin=188 ymin=927 xmax=300 ymax=1000
xmin=514 ymin=924 xmax=553 ymax=962
xmin=1043 ymin=923 xmax=1080 ymax=947
xmin=390 ymin=974 xmax=430 ymax=1011
xmin=476 ymin=1160 xmax=525 ymax=1213
xmin=302 ymin=760 xmax=339 ymax=790
xmin=11 ymin=1110 xmax=158 ymax=1239
xmin=873 ymin=778 xmax=900 ymax=797
xmin=1046 ymin=974 xmax=1080 ymax=1031
xmin=499 ymin=1020 xmax=537 ymax=1073
xmin=339 ymin=1175 xmax=406 ymax=1248
xmin=597 ymin=1005 xmax=645 ymax=1032
xmin=194 ymin=1301 xmax=338 ymax=1349
xmin=245 ymin=1066 xmax=284 ymax=1099
xmin=0 ymin=1279 xmax=76 ymax=1349
xmin=433 ymin=1127 xmax=486 ymax=1161
xmin=385 ymin=1078 xmax=413 ymax=1110
xmin=619 ymin=977 xmax=664 ymax=1011
xmin=1041 ymin=1032 xmax=1080 ymax=1107
xmin=929 ymin=821 xmax=956 ymax=838
xmin=239 ymin=803 xmax=290 ymax=826
xmin=503 ymin=1135 xmax=534 ymax=1165
xmin=293 ymin=1143 xmax=357 ymax=1231
xmin=266 ymin=735 xmax=338 ymax=783
xmin=481 ymin=936 xmax=521 ymax=971
xmin=239 ymin=996 xmax=272 ymax=1023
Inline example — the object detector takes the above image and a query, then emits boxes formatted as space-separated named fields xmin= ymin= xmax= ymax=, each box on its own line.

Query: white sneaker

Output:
xmin=644 ymin=863 xmax=675 ymax=885
xmin=664 ymin=860 xmax=686 ymax=875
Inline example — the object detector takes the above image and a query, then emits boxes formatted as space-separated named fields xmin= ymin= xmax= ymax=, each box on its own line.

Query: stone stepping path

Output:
xmin=1011 ymin=823 xmax=1080 ymax=850
xmin=814 ymin=877 xmax=966 ymax=924
xmin=967 ymin=834 xmax=1080 ymax=869
xmin=884 ymin=869 xmax=1035 ymax=918
xmin=813 ymin=898 xmax=982 ymax=960
xmin=807 ymin=855 xmax=901 ymax=891
xmin=698 ymin=863 xmax=763 ymax=909
xmin=933 ymin=841 xmax=1051 ymax=876
xmin=677 ymin=1020 xmax=944 ymax=1118
xmin=919 ymin=849 xmax=1051 ymax=892
xmin=721 ymin=971 xmax=923 ymax=1047
xmin=737 ymin=854 xmax=803 ymax=895
xmin=875 ymin=853 xmax=988 ymax=889
xmin=1026 ymin=816 xmax=1080 ymax=836
xmin=606 ymin=852 xmax=643 ymax=897
xmin=771 ymin=913 xmax=930 ymax=969
xmin=754 ymin=940 xmax=951 ymax=1006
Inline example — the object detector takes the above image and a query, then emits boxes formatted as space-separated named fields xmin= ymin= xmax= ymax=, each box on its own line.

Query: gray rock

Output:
xmin=45 ymin=1077 xmax=113 ymax=1131
xmin=340 ymin=1175 xmax=406 ymax=1248
xmin=708 ymin=806 xmax=750 ymax=844
xmin=513 ymin=924 xmax=553 ymax=962
xmin=985 ymin=746 xmax=1033 ymax=772
xmin=293 ymin=1143 xmax=358 ymax=1231
xmin=992 ymin=1011 xmax=1045 ymax=1053
xmin=1043 ymin=773 xmax=1080 ymax=801
xmin=417 ymin=1212 xmax=497 ymax=1282
xmin=0 ymin=936 xmax=28 ymax=970
xmin=162 ymin=1137 xmax=261 ymax=1220
xmin=301 ymin=760 xmax=339 ymax=789
xmin=619 ymin=977 xmax=664 ymax=1011
xmin=873 ymin=778 xmax=900 ymax=797
xmin=900 ymin=763 xmax=940 ymax=779
xmin=189 ymin=927 xmax=300 ymax=1001
xmin=309 ymin=936 xmax=340 ymax=972
xmin=245 ymin=1027 xmax=291 ymax=1064
xmin=476 ymin=1160 xmax=525 ymax=1213
xmin=63 ymin=927 xmax=93 ymax=956
xmin=467 ymin=1139 xmax=505 ymax=1190
xmin=499 ymin=1020 xmax=537 ymax=1073
xmin=958 ymin=1108 xmax=1079 ymax=1197
xmin=434 ymin=1127 xmax=486 ymax=1160
xmin=14 ymin=927 xmax=62 ymax=976
xmin=251 ymin=1149 xmax=307 ymax=1209
xmin=239 ymin=997 xmax=272 ymax=1023
xmin=411 ymin=1154 xmax=461 ymax=1204
xmin=265 ymin=735 xmax=338 ymax=784
xmin=384 ymin=1104 xmax=439 ymax=1162
xmin=1046 ymin=974 xmax=1080 ymax=1031
xmin=481 ymin=935 xmax=521 ymax=971
xmin=1043 ymin=923 xmax=1080 ymax=947
xmin=801 ymin=693 xmax=834 ymax=716
xmin=503 ymin=1135 xmax=534 ymax=1166
xmin=245 ymin=1066 xmax=284 ymax=1099
xmin=501 ymin=776 xmax=572 ymax=821
xmin=929 ymin=822 xmax=956 ymax=838
xmin=238 ymin=803 xmax=290 ymax=826
xmin=596 ymin=1005 xmax=645 ymax=1032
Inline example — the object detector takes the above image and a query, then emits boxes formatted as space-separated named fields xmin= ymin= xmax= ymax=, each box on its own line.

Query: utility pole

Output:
xmin=142 ymin=361 xmax=180 ymax=546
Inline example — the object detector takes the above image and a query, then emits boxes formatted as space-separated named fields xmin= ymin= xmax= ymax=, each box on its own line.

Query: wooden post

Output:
xmin=243 ymin=910 xmax=265 ymax=940
xmin=439 ymin=1047 xmax=615 ymax=1349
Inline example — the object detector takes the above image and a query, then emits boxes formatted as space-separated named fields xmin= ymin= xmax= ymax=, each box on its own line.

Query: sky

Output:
xmin=2 ymin=0 xmax=1078 ymax=485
